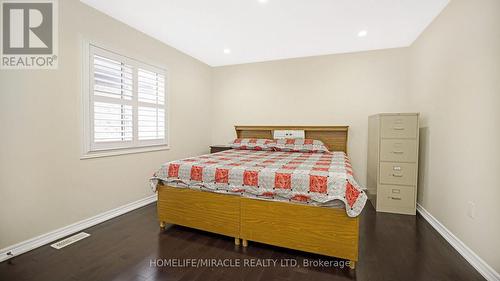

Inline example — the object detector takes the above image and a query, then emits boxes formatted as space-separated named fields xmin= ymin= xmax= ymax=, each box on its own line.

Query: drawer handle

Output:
xmin=392 ymin=174 xmax=403 ymax=177
xmin=393 ymin=127 xmax=405 ymax=130
xmin=389 ymin=196 xmax=402 ymax=200
xmin=392 ymin=151 xmax=404 ymax=154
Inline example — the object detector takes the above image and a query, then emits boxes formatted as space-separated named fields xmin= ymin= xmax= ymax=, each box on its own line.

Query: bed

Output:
xmin=151 ymin=126 xmax=367 ymax=269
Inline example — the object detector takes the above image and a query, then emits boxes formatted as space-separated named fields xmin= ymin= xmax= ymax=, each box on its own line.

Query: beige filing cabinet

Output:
xmin=367 ymin=113 xmax=419 ymax=215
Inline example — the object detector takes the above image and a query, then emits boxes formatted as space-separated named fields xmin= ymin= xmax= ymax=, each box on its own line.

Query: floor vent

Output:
xmin=50 ymin=232 xmax=90 ymax=249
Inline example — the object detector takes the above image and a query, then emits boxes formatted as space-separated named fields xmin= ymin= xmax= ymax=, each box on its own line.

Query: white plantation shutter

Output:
xmin=138 ymin=69 xmax=166 ymax=142
xmin=93 ymin=102 xmax=133 ymax=142
xmin=93 ymin=55 xmax=133 ymax=100
xmin=138 ymin=69 xmax=165 ymax=104
xmin=92 ymin=55 xmax=134 ymax=145
xmin=86 ymin=45 xmax=167 ymax=154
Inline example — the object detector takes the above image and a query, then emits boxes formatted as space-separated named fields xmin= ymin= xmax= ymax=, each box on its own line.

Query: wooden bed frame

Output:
xmin=157 ymin=126 xmax=359 ymax=269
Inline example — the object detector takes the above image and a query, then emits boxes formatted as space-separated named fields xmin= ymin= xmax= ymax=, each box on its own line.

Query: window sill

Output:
xmin=81 ymin=145 xmax=170 ymax=159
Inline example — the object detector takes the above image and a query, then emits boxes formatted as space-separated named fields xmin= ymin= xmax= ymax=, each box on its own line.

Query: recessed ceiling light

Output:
xmin=358 ymin=30 xmax=368 ymax=37
xmin=223 ymin=48 xmax=231 ymax=54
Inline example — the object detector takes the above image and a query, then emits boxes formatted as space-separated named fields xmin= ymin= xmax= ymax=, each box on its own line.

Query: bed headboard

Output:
xmin=234 ymin=125 xmax=349 ymax=153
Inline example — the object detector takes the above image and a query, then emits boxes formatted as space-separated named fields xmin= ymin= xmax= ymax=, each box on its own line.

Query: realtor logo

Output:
xmin=1 ymin=0 xmax=58 ymax=69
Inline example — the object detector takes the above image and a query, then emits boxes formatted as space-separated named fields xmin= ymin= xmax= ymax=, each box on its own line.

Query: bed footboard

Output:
xmin=240 ymin=198 xmax=359 ymax=263
xmin=157 ymin=184 xmax=359 ymax=268
xmin=157 ymin=184 xmax=240 ymax=238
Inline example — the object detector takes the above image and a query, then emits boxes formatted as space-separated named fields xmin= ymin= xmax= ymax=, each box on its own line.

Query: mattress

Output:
xmin=151 ymin=149 xmax=367 ymax=217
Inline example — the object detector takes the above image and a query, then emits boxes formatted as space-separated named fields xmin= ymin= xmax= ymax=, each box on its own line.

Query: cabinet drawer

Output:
xmin=381 ymin=115 xmax=418 ymax=139
xmin=377 ymin=185 xmax=415 ymax=212
xmin=380 ymin=139 xmax=417 ymax=162
xmin=379 ymin=162 xmax=417 ymax=185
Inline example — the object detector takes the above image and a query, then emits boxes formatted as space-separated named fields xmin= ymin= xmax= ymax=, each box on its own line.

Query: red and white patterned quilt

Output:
xmin=151 ymin=150 xmax=367 ymax=217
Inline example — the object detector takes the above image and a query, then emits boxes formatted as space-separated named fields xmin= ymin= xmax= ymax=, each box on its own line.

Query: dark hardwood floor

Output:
xmin=0 ymin=202 xmax=485 ymax=281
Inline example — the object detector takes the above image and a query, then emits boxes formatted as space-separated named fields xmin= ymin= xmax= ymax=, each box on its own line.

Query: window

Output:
xmin=82 ymin=44 xmax=167 ymax=157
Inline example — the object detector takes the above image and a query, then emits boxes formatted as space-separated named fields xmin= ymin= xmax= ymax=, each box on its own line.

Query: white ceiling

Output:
xmin=80 ymin=0 xmax=449 ymax=66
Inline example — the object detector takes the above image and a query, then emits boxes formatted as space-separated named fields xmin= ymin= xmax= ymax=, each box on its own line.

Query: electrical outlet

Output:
xmin=273 ymin=130 xmax=305 ymax=139
xmin=467 ymin=201 xmax=476 ymax=219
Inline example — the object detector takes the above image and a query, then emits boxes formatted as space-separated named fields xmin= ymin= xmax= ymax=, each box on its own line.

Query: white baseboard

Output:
xmin=0 ymin=194 xmax=157 ymax=263
xmin=417 ymin=203 xmax=500 ymax=281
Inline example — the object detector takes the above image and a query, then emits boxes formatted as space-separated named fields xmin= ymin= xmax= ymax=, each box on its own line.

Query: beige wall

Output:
xmin=211 ymin=48 xmax=411 ymax=187
xmin=409 ymin=0 xmax=500 ymax=272
xmin=0 ymin=0 xmax=212 ymax=248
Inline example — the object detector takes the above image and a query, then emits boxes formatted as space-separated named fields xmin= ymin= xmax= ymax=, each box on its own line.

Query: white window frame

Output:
xmin=81 ymin=41 xmax=169 ymax=159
